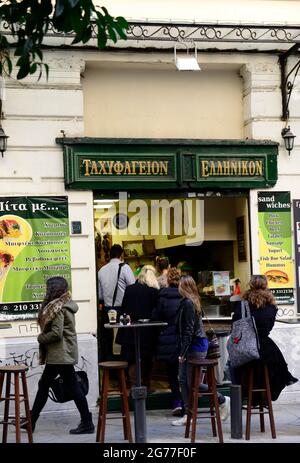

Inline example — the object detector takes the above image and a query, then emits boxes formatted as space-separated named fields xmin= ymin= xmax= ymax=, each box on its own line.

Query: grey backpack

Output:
xmin=226 ymin=300 xmax=260 ymax=368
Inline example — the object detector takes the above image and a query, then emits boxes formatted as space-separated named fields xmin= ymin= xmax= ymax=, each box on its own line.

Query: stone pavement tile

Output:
xmin=2 ymin=403 xmax=300 ymax=443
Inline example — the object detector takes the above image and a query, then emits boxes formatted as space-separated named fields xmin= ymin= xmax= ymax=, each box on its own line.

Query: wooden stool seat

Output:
xmin=0 ymin=364 xmax=33 ymax=443
xmin=0 ymin=365 xmax=28 ymax=373
xmin=185 ymin=358 xmax=223 ymax=443
xmin=96 ymin=361 xmax=132 ymax=443
xmin=99 ymin=361 xmax=128 ymax=370
xmin=243 ymin=363 xmax=276 ymax=440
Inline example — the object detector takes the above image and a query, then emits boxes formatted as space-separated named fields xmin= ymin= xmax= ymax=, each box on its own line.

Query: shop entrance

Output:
xmin=94 ymin=192 xmax=251 ymax=395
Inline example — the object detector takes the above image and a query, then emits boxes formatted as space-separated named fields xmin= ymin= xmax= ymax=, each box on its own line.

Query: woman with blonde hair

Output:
xmin=172 ymin=275 xmax=230 ymax=426
xmin=231 ymin=274 xmax=297 ymax=402
xmin=116 ymin=265 xmax=159 ymax=389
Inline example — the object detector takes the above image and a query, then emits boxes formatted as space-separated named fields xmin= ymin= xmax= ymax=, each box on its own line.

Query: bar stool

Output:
xmin=242 ymin=363 xmax=276 ymax=440
xmin=185 ymin=358 xmax=223 ymax=443
xmin=0 ymin=364 xmax=33 ymax=443
xmin=96 ymin=361 xmax=132 ymax=443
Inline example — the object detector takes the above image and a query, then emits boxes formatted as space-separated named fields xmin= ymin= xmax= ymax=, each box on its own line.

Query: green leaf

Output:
xmin=68 ymin=0 xmax=81 ymax=7
xmin=29 ymin=63 xmax=37 ymax=74
xmin=44 ymin=63 xmax=49 ymax=80
xmin=97 ymin=27 xmax=107 ymax=49
xmin=17 ymin=63 xmax=30 ymax=80
xmin=116 ymin=16 xmax=128 ymax=29
xmin=107 ymin=25 xmax=117 ymax=43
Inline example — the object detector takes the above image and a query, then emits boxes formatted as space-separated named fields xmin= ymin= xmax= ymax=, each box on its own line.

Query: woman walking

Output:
xmin=26 ymin=276 xmax=94 ymax=434
xmin=172 ymin=275 xmax=230 ymax=426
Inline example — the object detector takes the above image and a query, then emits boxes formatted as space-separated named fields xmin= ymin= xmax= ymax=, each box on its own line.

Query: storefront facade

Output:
xmin=1 ymin=1 xmax=300 ymax=408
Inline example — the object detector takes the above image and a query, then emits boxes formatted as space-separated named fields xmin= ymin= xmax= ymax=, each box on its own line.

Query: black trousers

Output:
xmin=31 ymin=364 xmax=90 ymax=424
xmin=165 ymin=361 xmax=182 ymax=402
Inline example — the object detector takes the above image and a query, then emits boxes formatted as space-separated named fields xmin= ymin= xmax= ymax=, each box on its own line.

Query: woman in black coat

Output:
xmin=116 ymin=265 xmax=159 ymax=389
xmin=232 ymin=275 xmax=298 ymax=402
xmin=152 ymin=268 xmax=183 ymax=416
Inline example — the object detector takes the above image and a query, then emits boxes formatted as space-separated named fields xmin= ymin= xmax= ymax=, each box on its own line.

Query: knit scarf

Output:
xmin=38 ymin=291 xmax=71 ymax=331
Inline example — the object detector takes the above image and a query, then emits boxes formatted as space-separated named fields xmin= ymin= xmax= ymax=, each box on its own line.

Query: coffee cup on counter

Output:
xmin=108 ymin=309 xmax=117 ymax=324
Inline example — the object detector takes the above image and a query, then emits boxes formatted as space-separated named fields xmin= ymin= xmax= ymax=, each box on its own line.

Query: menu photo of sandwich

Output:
xmin=0 ymin=251 xmax=14 ymax=280
xmin=0 ymin=218 xmax=22 ymax=239
xmin=264 ymin=269 xmax=289 ymax=285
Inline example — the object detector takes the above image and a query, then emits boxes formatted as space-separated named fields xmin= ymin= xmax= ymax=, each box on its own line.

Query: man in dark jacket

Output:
xmin=116 ymin=265 xmax=159 ymax=390
xmin=152 ymin=268 xmax=184 ymax=416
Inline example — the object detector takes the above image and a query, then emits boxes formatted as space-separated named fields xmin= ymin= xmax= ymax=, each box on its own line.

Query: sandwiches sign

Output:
xmin=258 ymin=191 xmax=294 ymax=305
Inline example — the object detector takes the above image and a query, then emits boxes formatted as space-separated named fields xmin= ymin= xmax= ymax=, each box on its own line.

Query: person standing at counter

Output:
xmin=116 ymin=265 xmax=159 ymax=389
xmin=156 ymin=256 xmax=170 ymax=288
xmin=152 ymin=267 xmax=184 ymax=416
xmin=172 ymin=275 xmax=230 ymax=426
xmin=98 ymin=244 xmax=135 ymax=360
xmin=231 ymin=274 xmax=298 ymax=401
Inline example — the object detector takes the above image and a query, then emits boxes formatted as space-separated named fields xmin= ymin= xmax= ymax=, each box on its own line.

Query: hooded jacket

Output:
xmin=38 ymin=300 xmax=79 ymax=365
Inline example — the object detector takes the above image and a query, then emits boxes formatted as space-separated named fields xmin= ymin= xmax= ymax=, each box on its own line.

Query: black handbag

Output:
xmin=202 ymin=308 xmax=221 ymax=359
xmin=48 ymin=370 xmax=89 ymax=403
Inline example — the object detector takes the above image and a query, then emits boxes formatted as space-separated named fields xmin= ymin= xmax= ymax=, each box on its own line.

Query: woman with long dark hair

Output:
xmin=231 ymin=274 xmax=298 ymax=401
xmin=172 ymin=275 xmax=230 ymax=426
xmin=25 ymin=277 xmax=94 ymax=434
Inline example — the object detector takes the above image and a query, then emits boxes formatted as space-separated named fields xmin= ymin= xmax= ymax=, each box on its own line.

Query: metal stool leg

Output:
xmin=246 ymin=367 xmax=254 ymax=441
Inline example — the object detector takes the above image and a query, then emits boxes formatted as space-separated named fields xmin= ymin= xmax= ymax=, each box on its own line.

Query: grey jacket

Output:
xmin=38 ymin=300 xmax=79 ymax=365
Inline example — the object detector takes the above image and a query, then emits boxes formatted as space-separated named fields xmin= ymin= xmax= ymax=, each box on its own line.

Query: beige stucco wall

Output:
xmin=83 ymin=62 xmax=243 ymax=139
xmin=101 ymin=0 xmax=300 ymax=23
xmin=0 ymin=53 xmax=97 ymax=337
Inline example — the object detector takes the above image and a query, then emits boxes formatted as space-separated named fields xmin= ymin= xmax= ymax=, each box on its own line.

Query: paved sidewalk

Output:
xmin=3 ymin=402 xmax=300 ymax=443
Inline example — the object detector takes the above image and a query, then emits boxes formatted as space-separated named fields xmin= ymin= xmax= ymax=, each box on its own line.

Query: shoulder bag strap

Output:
xmin=112 ymin=263 xmax=125 ymax=308
xmin=201 ymin=306 xmax=216 ymax=335
xmin=244 ymin=300 xmax=251 ymax=318
xmin=241 ymin=300 xmax=246 ymax=318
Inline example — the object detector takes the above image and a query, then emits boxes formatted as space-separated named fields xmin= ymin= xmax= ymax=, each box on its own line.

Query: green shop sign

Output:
xmin=57 ymin=138 xmax=278 ymax=190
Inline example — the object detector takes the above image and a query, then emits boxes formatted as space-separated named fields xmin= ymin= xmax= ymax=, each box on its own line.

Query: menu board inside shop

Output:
xmin=0 ymin=196 xmax=71 ymax=320
xmin=258 ymin=191 xmax=294 ymax=304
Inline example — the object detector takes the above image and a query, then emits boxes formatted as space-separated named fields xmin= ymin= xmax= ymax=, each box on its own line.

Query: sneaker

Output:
xmin=171 ymin=414 xmax=188 ymax=426
xmin=219 ymin=396 xmax=230 ymax=421
xmin=172 ymin=400 xmax=183 ymax=417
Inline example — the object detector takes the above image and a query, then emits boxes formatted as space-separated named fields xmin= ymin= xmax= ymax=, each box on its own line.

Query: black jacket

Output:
xmin=152 ymin=287 xmax=182 ymax=362
xmin=232 ymin=301 xmax=293 ymax=401
xmin=116 ymin=281 xmax=159 ymax=349
xmin=178 ymin=298 xmax=206 ymax=358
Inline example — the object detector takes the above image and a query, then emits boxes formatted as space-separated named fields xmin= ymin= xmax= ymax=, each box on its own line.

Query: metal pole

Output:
xmin=230 ymin=384 xmax=243 ymax=439
xmin=131 ymin=327 xmax=147 ymax=443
